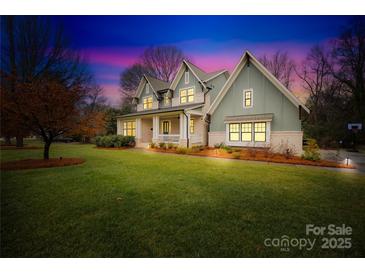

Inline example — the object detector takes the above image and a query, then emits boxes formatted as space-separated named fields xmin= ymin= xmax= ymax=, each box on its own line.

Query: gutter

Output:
xmin=183 ymin=110 xmax=190 ymax=148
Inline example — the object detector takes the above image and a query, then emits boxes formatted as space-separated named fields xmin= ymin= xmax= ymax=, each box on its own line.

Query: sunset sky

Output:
xmin=58 ymin=16 xmax=350 ymax=105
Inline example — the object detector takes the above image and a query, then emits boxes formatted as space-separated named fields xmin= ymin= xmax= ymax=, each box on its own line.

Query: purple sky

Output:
xmin=58 ymin=16 xmax=351 ymax=105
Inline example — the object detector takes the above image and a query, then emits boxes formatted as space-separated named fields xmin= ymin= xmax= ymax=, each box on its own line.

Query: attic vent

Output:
xmin=146 ymin=83 xmax=150 ymax=94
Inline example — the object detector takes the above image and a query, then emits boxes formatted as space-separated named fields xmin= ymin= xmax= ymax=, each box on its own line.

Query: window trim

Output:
xmin=190 ymin=118 xmax=195 ymax=135
xmin=123 ymin=120 xmax=136 ymax=137
xmin=161 ymin=120 xmax=171 ymax=134
xmin=179 ymin=86 xmax=195 ymax=104
xmin=243 ymin=89 xmax=253 ymax=108
xmin=229 ymin=123 xmax=240 ymax=142
xmin=225 ymin=121 xmax=269 ymax=146
xmin=163 ymin=93 xmax=170 ymax=106
xmin=142 ymin=96 xmax=153 ymax=110
xmin=185 ymin=71 xmax=189 ymax=84
xmin=241 ymin=122 xmax=252 ymax=142
xmin=254 ymin=122 xmax=266 ymax=142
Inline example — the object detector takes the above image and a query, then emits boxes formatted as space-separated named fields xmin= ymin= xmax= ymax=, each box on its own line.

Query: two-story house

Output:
xmin=116 ymin=51 xmax=309 ymax=154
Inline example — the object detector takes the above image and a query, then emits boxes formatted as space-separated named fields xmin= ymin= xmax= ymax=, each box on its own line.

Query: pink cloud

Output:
xmin=100 ymin=83 xmax=121 ymax=105
xmin=81 ymin=47 xmax=144 ymax=68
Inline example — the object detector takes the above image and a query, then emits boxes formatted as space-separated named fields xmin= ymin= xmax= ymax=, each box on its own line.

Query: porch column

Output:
xmin=152 ymin=115 xmax=159 ymax=143
xmin=179 ymin=113 xmax=188 ymax=147
xmin=135 ymin=118 xmax=142 ymax=146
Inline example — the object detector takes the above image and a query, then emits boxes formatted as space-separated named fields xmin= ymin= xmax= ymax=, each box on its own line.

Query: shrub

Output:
xmin=224 ymin=146 xmax=233 ymax=154
xmin=159 ymin=142 xmax=166 ymax=149
xmin=233 ymin=148 xmax=241 ymax=153
xmin=302 ymin=139 xmax=321 ymax=161
xmin=191 ymin=145 xmax=204 ymax=153
xmin=232 ymin=151 xmax=241 ymax=159
xmin=95 ymin=135 xmax=135 ymax=148
xmin=176 ymin=147 xmax=188 ymax=154
xmin=150 ymin=142 xmax=156 ymax=149
xmin=167 ymin=143 xmax=175 ymax=149
xmin=214 ymin=142 xmax=225 ymax=149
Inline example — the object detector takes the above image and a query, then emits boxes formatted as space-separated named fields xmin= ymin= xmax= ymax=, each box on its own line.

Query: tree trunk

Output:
xmin=16 ymin=135 xmax=23 ymax=147
xmin=43 ymin=141 xmax=51 ymax=160
xmin=4 ymin=136 xmax=11 ymax=145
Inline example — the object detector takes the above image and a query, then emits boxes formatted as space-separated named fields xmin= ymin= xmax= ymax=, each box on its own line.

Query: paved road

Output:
xmin=320 ymin=149 xmax=365 ymax=174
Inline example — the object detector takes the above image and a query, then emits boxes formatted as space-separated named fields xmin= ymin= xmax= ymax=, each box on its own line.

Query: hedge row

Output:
xmin=95 ymin=135 xmax=135 ymax=148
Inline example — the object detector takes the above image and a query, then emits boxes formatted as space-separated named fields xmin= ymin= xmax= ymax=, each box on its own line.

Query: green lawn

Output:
xmin=1 ymin=142 xmax=364 ymax=257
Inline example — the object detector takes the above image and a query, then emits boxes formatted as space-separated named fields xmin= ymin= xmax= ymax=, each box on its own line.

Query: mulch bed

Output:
xmin=0 ymin=145 xmax=42 ymax=150
xmin=1 ymin=158 xmax=85 ymax=171
xmin=149 ymin=147 xmax=354 ymax=169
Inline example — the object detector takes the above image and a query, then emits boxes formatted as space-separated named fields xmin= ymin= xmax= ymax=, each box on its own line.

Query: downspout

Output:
xmin=183 ymin=110 xmax=189 ymax=148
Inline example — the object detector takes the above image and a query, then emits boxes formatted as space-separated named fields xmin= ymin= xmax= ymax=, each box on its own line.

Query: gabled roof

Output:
xmin=207 ymin=51 xmax=310 ymax=115
xmin=135 ymin=74 xmax=170 ymax=98
xmin=145 ymin=75 xmax=170 ymax=92
xmin=170 ymin=60 xmax=228 ymax=90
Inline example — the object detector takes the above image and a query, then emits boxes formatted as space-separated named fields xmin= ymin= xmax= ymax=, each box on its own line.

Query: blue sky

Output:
xmin=56 ymin=16 xmax=351 ymax=104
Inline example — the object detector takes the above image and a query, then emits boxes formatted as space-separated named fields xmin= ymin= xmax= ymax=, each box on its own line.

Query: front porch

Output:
xmin=120 ymin=111 xmax=205 ymax=148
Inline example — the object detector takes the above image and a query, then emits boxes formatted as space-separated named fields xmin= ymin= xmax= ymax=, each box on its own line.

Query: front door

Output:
xmin=162 ymin=121 xmax=170 ymax=134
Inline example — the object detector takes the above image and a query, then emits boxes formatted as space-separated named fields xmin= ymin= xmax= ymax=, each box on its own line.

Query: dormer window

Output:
xmin=163 ymin=93 xmax=170 ymax=105
xmin=143 ymin=96 xmax=153 ymax=109
xmin=185 ymin=71 xmax=189 ymax=84
xmin=146 ymin=83 xmax=150 ymax=94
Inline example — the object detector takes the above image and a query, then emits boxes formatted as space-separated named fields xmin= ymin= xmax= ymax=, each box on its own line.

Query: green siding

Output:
xmin=139 ymin=81 xmax=158 ymax=101
xmin=210 ymin=64 xmax=301 ymax=132
xmin=208 ymin=73 xmax=228 ymax=103
xmin=175 ymin=69 xmax=204 ymax=97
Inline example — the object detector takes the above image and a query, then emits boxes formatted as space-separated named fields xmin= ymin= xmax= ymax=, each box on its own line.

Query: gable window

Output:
xmin=244 ymin=90 xmax=252 ymax=107
xmin=146 ymin=84 xmax=150 ymax=94
xmin=190 ymin=119 xmax=195 ymax=134
xmin=254 ymin=122 xmax=266 ymax=142
xmin=180 ymin=88 xmax=194 ymax=104
xmin=229 ymin=123 xmax=240 ymax=141
xmin=163 ymin=93 xmax=170 ymax=105
xmin=143 ymin=96 xmax=153 ymax=109
xmin=185 ymin=71 xmax=189 ymax=84
xmin=241 ymin=123 xmax=252 ymax=141
xmin=123 ymin=121 xmax=136 ymax=136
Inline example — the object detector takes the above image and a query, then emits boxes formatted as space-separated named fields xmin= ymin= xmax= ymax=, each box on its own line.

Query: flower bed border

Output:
xmin=148 ymin=147 xmax=354 ymax=169
xmin=1 ymin=158 xmax=85 ymax=171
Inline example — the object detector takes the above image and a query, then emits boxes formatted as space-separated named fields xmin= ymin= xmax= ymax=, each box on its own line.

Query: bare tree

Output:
xmin=141 ymin=45 xmax=185 ymax=82
xmin=296 ymin=45 xmax=335 ymax=123
xmin=119 ymin=63 xmax=150 ymax=95
xmin=119 ymin=46 xmax=186 ymax=103
xmin=332 ymin=16 xmax=365 ymax=122
xmin=260 ymin=50 xmax=295 ymax=89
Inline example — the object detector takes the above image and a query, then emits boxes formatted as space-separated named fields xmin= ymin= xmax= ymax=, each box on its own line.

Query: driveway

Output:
xmin=320 ymin=149 xmax=365 ymax=173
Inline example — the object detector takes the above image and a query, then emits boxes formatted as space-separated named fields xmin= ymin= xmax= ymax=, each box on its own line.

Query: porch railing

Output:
xmin=158 ymin=134 xmax=180 ymax=143
xmin=190 ymin=134 xmax=202 ymax=144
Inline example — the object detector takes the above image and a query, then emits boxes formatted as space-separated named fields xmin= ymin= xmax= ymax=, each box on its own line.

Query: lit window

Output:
xmin=229 ymin=123 xmax=240 ymax=141
xmin=244 ymin=90 xmax=252 ymax=107
xmin=254 ymin=122 xmax=266 ymax=142
xmin=241 ymin=123 xmax=252 ymax=141
xmin=143 ymin=96 xmax=153 ymax=109
xmin=190 ymin=119 xmax=195 ymax=134
xmin=180 ymin=88 xmax=194 ymax=104
xmin=185 ymin=71 xmax=189 ymax=84
xmin=163 ymin=93 xmax=170 ymax=105
xmin=146 ymin=84 xmax=150 ymax=94
xmin=123 ymin=121 xmax=136 ymax=136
